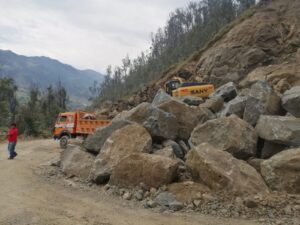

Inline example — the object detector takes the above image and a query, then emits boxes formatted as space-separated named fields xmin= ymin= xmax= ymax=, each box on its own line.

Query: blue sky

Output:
xmin=0 ymin=0 xmax=187 ymax=73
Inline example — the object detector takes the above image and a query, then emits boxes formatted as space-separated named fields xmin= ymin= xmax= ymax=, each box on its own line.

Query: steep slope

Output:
xmin=130 ymin=0 xmax=300 ymax=105
xmin=0 ymin=50 xmax=104 ymax=106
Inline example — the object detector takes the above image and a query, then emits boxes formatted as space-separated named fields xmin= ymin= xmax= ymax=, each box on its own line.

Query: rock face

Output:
xmin=83 ymin=120 xmax=132 ymax=154
xmin=157 ymin=97 xmax=209 ymax=140
xmin=186 ymin=143 xmax=269 ymax=195
xmin=240 ymin=63 xmax=300 ymax=92
xmin=219 ymin=96 xmax=247 ymax=118
xmin=194 ymin=0 xmax=300 ymax=87
xmin=109 ymin=153 xmax=179 ymax=188
xmin=255 ymin=115 xmax=300 ymax=146
xmin=60 ymin=145 xmax=95 ymax=179
xmin=281 ymin=86 xmax=300 ymax=117
xmin=210 ymin=82 xmax=237 ymax=102
xmin=243 ymin=81 xmax=282 ymax=126
xmin=261 ymin=148 xmax=300 ymax=194
xmin=90 ymin=124 xmax=152 ymax=184
xmin=189 ymin=115 xmax=257 ymax=159
xmin=117 ymin=102 xmax=178 ymax=140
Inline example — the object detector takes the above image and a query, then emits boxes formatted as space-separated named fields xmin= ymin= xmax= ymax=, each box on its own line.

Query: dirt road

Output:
xmin=0 ymin=139 xmax=259 ymax=225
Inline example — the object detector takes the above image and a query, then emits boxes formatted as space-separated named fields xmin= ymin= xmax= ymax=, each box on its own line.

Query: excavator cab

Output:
xmin=165 ymin=79 xmax=182 ymax=96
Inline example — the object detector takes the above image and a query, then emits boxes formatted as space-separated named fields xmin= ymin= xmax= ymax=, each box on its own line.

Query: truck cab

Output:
xmin=53 ymin=112 xmax=76 ymax=140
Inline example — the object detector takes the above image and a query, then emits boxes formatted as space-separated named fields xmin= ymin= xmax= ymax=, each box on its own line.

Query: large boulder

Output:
xmin=83 ymin=120 xmax=132 ymax=154
xmin=261 ymin=148 xmax=300 ymax=194
xmin=210 ymin=82 xmax=237 ymax=102
xmin=219 ymin=96 xmax=247 ymax=118
xmin=255 ymin=115 xmax=300 ymax=146
xmin=186 ymin=143 xmax=269 ymax=196
xmin=281 ymin=86 xmax=300 ymax=118
xmin=243 ymin=81 xmax=282 ymax=126
xmin=189 ymin=115 xmax=257 ymax=159
xmin=109 ymin=153 xmax=179 ymax=188
xmin=115 ymin=102 xmax=178 ymax=141
xmin=90 ymin=124 xmax=152 ymax=184
xmin=60 ymin=145 xmax=95 ymax=179
xmin=157 ymin=98 xmax=209 ymax=140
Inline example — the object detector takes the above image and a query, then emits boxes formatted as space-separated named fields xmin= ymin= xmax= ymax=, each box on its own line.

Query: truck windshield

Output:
xmin=58 ymin=116 xmax=68 ymax=123
xmin=58 ymin=116 xmax=74 ymax=123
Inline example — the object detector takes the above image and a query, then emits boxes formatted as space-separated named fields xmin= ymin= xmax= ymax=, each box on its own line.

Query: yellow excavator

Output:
xmin=165 ymin=76 xmax=215 ymax=98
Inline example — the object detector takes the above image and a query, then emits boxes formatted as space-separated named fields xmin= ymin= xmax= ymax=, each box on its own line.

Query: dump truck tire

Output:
xmin=60 ymin=136 xmax=69 ymax=149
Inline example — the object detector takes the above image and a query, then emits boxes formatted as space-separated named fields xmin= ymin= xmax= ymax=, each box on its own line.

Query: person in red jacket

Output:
xmin=7 ymin=123 xmax=18 ymax=160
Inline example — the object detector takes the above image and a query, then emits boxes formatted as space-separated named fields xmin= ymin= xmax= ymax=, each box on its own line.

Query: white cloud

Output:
xmin=0 ymin=0 xmax=188 ymax=73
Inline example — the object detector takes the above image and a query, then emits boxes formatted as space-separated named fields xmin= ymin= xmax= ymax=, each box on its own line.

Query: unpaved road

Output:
xmin=0 ymin=139 xmax=259 ymax=225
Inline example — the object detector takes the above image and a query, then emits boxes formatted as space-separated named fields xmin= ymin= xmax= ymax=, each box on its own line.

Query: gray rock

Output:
xmin=243 ymin=81 xmax=282 ymax=126
xmin=189 ymin=115 xmax=257 ymax=159
xmin=261 ymin=148 xmax=300 ymax=194
xmin=134 ymin=190 xmax=144 ymax=201
xmin=145 ymin=200 xmax=158 ymax=208
xmin=178 ymin=140 xmax=190 ymax=154
xmin=210 ymin=82 xmax=237 ymax=102
xmin=282 ymin=86 xmax=300 ymax=118
xmin=118 ymin=102 xmax=179 ymax=141
xmin=169 ymin=201 xmax=184 ymax=211
xmin=157 ymin=97 xmax=210 ymax=140
xmin=180 ymin=96 xmax=204 ymax=106
xmin=255 ymin=115 xmax=300 ymax=146
xmin=219 ymin=96 xmax=247 ymax=118
xmin=199 ymin=97 xmax=224 ymax=113
xmin=154 ymin=192 xmax=183 ymax=211
xmin=163 ymin=140 xmax=184 ymax=159
xmin=83 ymin=120 xmax=132 ymax=154
xmin=60 ymin=145 xmax=95 ymax=179
xmin=152 ymin=89 xmax=172 ymax=106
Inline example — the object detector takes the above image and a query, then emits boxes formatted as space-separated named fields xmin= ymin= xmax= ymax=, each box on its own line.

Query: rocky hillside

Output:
xmin=125 ymin=0 xmax=300 ymax=106
xmin=0 ymin=50 xmax=104 ymax=106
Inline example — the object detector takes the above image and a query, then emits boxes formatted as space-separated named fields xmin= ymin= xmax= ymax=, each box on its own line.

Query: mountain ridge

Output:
xmin=0 ymin=49 xmax=104 ymax=107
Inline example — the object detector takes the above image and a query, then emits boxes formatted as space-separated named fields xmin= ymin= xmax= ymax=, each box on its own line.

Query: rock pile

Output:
xmin=57 ymin=81 xmax=300 ymax=217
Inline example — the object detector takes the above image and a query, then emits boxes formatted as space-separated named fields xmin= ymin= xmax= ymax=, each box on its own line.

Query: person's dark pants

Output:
xmin=8 ymin=141 xmax=17 ymax=159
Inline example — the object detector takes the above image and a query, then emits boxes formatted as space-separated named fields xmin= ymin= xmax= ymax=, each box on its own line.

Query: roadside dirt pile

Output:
xmin=56 ymin=80 xmax=300 ymax=221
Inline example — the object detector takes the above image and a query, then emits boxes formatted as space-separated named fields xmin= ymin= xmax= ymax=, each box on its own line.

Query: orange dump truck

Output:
xmin=53 ymin=110 xmax=110 ymax=148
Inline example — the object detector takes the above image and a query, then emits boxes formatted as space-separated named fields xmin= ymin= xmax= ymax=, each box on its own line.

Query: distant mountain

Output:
xmin=0 ymin=49 xmax=104 ymax=107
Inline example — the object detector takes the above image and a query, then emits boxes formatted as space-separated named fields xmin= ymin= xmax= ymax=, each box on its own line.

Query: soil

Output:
xmin=0 ymin=139 xmax=261 ymax=225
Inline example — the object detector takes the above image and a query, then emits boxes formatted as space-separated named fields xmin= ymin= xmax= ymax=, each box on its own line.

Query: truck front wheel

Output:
xmin=60 ymin=136 xmax=69 ymax=149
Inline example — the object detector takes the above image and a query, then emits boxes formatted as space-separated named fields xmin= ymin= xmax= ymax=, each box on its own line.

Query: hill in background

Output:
xmin=0 ymin=49 xmax=104 ymax=108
